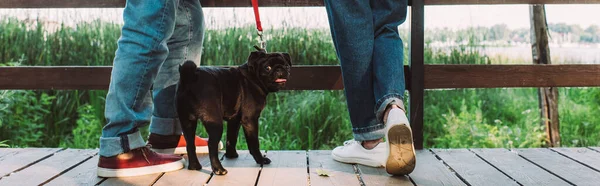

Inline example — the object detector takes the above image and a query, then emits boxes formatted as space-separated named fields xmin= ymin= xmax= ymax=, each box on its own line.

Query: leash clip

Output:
xmin=257 ymin=30 xmax=267 ymax=52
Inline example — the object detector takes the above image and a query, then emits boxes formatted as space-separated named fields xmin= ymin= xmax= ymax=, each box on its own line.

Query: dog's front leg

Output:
xmin=242 ymin=116 xmax=271 ymax=165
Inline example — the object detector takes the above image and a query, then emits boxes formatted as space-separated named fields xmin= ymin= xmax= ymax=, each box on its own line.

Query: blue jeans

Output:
xmin=325 ymin=0 xmax=407 ymax=141
xmin=100 ymin=0 xmax=204 ymax=157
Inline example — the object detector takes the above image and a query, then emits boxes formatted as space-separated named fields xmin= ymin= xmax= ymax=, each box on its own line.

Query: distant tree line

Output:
xmin=412 ymin=23 xmax=600 ymax=45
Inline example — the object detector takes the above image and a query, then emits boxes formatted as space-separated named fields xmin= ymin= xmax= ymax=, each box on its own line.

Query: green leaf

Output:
xmin=316 ymin=168 xmax=333 ymax=177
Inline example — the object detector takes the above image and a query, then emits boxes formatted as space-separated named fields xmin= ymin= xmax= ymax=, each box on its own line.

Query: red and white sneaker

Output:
xmin=97 ymin=145 xmax=184 ymax=177
xmin=148 ymin=133 xmax=223 ymax=154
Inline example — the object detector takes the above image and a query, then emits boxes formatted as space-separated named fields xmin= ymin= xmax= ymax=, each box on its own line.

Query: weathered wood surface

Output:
xmin=44 ymin=154 xmax=105 ymax=186
xmin=410 ymin=0 xmax=426 ymax=150
xmin=432 ymin=149 xmax=519 ymax=186
xmin=470 ymin=148 xmax=569 ymax=185
xmin=357 ymin=164 xmax=412 ymax=186
xmin=308 ymin=150 xmax=361 ymax=186
xmin=552 ymin=148 xmax=600 ymax=171
xmin=2 ymin=0 xmax=600 ymax=8
xmin=0 ymin=149 xmax=96 ymax=186
xmin=3 ymin=65 xmax=600 ymax=90
xmin=257 ymin=151 xmax=308 ymax=186
xmin=208 ymin=150 xmax=263 ymax=186
xmin=515 ymin=148 xmax=600 ymax=186
xmin=153 ymin=154 xmax=214 ymax=186
xmin=0 ymin=148 xmax=62 ymax=178
xmin=530 ymin=4 xmax=560 ymax=147
xmin=409 ymin=150 xmax=465 ymax=185
xmin=424 ymin=64 xmax=600 ymax=89
xmin=1 ymin=148 xmax=598 ymax=185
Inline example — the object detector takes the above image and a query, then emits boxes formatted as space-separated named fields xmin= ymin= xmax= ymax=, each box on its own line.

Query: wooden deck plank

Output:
xmin=0 ymin=148 xmax=23 ymax=158
xmin=470 ymin=148 xmax=569 ymax=185
xmin=409 ymin=150 xmax=465 ymax=185
xmin=0 ymin=148 xmax=61 ymax=178
xmin=432 ymin=149 xmax=519 ymax=186
xmin=44 ymin=154 xmax=104 ymax=186
xmin=153 ymin=154 xmax=213 ymax=186
xmin=357 ymin=165 xmax=412 ymax=186
xmin=257 ymin=151 xmax=308 ymax=186
xmin=307 ymin=150 xmax=361 ymax=186
xmin=552 ymin=148 xmax=600 ymax=171
xmin=515 ymin=148 xmax=600 ymax=186
xmin=0 ymin=149 xmax=96 ymax=186
xmin=100 ymin=173 xmax=163 ymax=186
xmin=207 ymin=150 xmax=262 ymax=186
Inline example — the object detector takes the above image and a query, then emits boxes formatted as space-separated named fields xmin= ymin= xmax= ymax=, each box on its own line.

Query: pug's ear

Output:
xmin=281 ymin=53 xmax=292 ymax=66
xmin=248 ymin=50 xmax=266 ymax=69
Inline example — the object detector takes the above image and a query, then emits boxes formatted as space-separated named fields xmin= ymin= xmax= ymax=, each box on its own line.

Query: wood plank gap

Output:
xmin=407 ymin=176 xmax=418 ymax=185
xmin=587 ymin=147 xmax=600 ymax=153
xmin=351 ymin=164 xmax=367 ymax=186
xmin=428 ymin=149 xmax=472 ymax=186
xmin=466 ymin=149 xmax=523 ymax=185
xmin=39 ymin=152 xmax=98 ymax=186
xmin=95 ymin=178 xmax=107 ymax=186
xmin=0 ymin=148 xmax=66 ymax=178
xmin=511 ymin=149 xmax=576 ymax=186
xmin=253 ymin=151 xmax=267 ymax=186
xmin=149 ymin=173 xmax=166 ymax=186
xmin=305 ymin=151 xmax=311 ymax=186
xmin=550 ymin=148 xmax=600 ymax=173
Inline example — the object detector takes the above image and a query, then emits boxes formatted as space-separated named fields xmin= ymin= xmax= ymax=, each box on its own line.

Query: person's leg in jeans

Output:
xmin=145 ymin=0 xmax=221 ymax=154
xmin=371 ymin=0 xmax=416 ymax=175
xmin=325 ymin=0 xmax=383 ymax=144
xmin=98 ymin=0 xmax=206 ymax=177
xmin=325 ymin=0 xmax=385 ymax=167
xmin=325 ymin=0 xmax=415 ymax=175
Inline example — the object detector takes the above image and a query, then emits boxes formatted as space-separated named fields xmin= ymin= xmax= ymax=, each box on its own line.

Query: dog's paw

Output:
xmin=225 ymin=151 xmax=239 ymax=159
xmin=212 ymin=167 xmax=228 ymax=175
xmin=257 ymin=157 xmax=271 ymax=165
xmin=188 ymin=162 xmax=202 ymax=170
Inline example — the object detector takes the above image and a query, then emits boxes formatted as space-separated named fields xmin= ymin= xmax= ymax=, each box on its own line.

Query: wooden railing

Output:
xmin=1 ymin=0 xmax=600 ymax=149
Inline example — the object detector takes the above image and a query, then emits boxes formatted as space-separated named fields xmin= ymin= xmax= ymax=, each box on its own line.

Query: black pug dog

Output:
xmin=176 ymin=49 xmax=291 ymax=175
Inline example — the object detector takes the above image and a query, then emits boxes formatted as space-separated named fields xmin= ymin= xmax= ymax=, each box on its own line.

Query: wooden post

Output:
xmin=410 ymin=0 xmax=425 ymax=149
xmin=530 ymin=5 xmax=560 ymax=147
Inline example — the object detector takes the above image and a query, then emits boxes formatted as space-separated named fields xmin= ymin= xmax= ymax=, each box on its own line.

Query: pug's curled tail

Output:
xmin=179 ymin=60 xmax=197 ymax=83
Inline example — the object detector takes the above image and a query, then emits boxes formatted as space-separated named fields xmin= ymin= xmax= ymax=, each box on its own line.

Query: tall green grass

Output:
xmin=1 ymin=17 xmax=599 ymax=149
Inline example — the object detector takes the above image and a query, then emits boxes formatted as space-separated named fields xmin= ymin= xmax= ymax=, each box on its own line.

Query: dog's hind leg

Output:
xmin=180 ymin=116 xmax=202 ymax=170
xmin=203 ymin=118 xmax=228 ymax=175
xmin=225 ymin=116 xmax=241 ymax=159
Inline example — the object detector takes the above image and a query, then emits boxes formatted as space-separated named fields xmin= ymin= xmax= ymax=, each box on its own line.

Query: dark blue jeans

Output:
xmin=325 ymin=0 xmax=407 ymax=141
xmin=100 ymin=0 xmax=204 ymax=157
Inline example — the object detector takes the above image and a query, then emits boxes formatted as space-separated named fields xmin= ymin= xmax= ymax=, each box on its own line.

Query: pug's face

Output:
xmin=247 ymin=51 xmax=292 ymax=92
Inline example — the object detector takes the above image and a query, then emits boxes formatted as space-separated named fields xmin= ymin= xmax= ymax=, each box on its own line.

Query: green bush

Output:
xmin=0 ymin=90 xmax=54 ymax=147
xmin=60 ymin=104 xmax=103 ymax=148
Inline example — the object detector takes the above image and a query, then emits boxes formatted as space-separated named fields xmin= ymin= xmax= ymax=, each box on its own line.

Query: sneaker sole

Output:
xmin=97 ymin=159 xmax=185 ymax=178
xmin=386 ymin=124 xmax=416 ymax=175
xmin=151 ymin=141 xmax=223 ymax=155
xmin=331 ymin=152 xmax=384 ymax=167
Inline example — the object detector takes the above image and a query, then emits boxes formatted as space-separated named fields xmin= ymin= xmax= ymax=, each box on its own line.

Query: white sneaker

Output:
xmin=385 ymin=108 xmax=416 ymax=175
xmin=331 ymin=140 xmax=387 ymax=167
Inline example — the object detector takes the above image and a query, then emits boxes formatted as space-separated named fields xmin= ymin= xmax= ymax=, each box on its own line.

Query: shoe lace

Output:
xmin=140 ymin=145 xmax=152 ymax=164
xmin=343 ymin=140 xmax=358 ymax=146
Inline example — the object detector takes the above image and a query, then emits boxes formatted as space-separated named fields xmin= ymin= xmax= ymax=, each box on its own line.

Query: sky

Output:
xmin=0 ymin=5 xmax=599 ymax=30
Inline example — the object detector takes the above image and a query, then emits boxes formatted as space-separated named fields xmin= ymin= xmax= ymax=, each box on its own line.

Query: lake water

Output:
xmin=433 ymin=46 xmax=600 ymax=64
